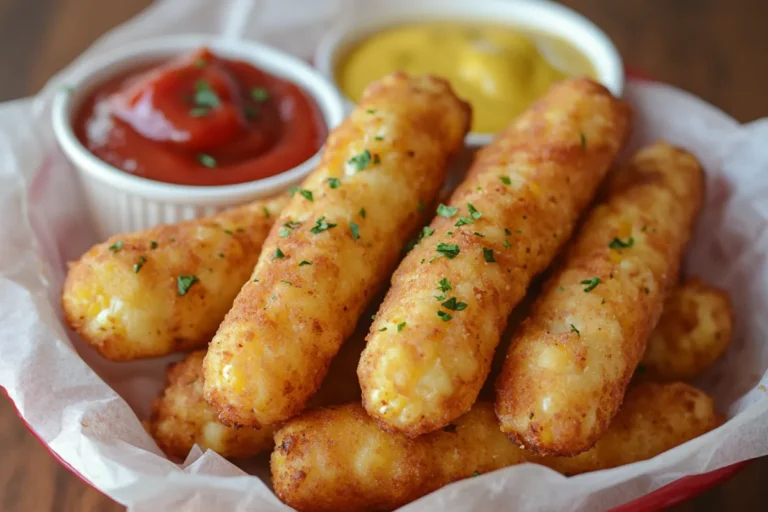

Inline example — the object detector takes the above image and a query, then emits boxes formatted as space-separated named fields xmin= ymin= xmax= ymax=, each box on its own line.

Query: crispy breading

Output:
xmin=204 ymin=73 xmax=471 ymax=428
xmin=62 ymin=196 xmax=287 ymax=361
xmin=271 ymin=382 xmax=719 ymax=512
xmin=495 ymin=143 xmax=705 ymax=456
xmin=148 ymin=351 xmax=274 ymax=459
xmin=640 ymin=277 xmax=734 ymax=381
xmin=358 ymin=77 xmax=632 ymax=436
xmin=147 ymin=317 xmax=367 ymax=460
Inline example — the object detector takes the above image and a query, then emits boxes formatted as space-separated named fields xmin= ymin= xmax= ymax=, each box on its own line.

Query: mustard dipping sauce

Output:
xmin=337 ymin=22 xmax=595 ymax=133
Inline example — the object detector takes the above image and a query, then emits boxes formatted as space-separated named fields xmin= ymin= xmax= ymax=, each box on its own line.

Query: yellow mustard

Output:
xmin=336 ymin=22 xmax=595 ymax=133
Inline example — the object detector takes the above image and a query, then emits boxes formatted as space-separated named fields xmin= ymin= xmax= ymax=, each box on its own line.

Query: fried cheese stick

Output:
xmin=640 ymin=277 xmax=734 ymax=381
xmin=62 ymin=196 xmax=287 ymax=360
xmin=271 ymin=382 xmax=719 ymax=512
xmin=496 ymin=143 xmax=705 ymax=456
xmin=204 ymin=73 xmax=471 ymax=427
xmin=358 ymin=78 xmax=631 ymax=436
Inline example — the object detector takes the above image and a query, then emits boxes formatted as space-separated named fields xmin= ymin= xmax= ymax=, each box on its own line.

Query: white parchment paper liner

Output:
xmin=1 ymin=1 xmax=767 ymax=510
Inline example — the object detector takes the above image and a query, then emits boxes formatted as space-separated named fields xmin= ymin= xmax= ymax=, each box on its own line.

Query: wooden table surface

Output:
xmin=0 ymin=0 xmax=766 ymax=510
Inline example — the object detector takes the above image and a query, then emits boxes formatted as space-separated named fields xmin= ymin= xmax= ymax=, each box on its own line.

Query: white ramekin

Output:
xmin=315 ymin=0 xmax=624 ymax=147
xmin=52 ymin=34 xmax=345 ymax=238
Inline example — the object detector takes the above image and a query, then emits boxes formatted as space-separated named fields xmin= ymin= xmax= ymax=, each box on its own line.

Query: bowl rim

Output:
xmin=314 ymin=0 xmax=625 ymax=147
xmin=51 ymin=34 xmax=346 ymax=205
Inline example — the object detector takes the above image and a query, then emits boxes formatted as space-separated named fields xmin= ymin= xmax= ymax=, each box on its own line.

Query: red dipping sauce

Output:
xmin=74 ymin=47 xmax=327 ymax=186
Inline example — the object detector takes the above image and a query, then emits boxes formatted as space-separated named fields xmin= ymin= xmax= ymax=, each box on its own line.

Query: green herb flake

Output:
xmin=360 ymin=208 xmax=366 ymax=218
xmin=609 ymin=237 xmax=635 ymax=250
xmin=108 ymin=241 xmax=124 ymax=253
xmin=197 ymin=154 xmax=216 ymax=168
xmin=193 ymin=80 xmax=220 ymax=109
xmin=133 ymin=256 xmax=147 ymax=274
xmin=328 ymin=177 xmax=341 ymax=189
xmin=474 ymin=232 xmax=485 ymax=238
xmin=397 ymin=321 xmax=407 ymax=332
xmin=581 ymin=277 xmax=601 ymax=292
xmin=558 ymin=286 xmax=565 ymax=292
xmin=281 ymin=280 xmax=293 ymax=286
xmin=580 ymin=133 xmax=587 ymax=150
xmin=372 ymin=154 xmax=381 ymax=164
xmin=436 ymin=243 xmax=460 ymax=259
xmin=350 ymin=222 xmax=361 ymax=240
xmin=253 ymin=278 xmax=259 ymax=283
xmin=251 ymin=87 xmax=269 ymax=102
xmin=467 ymin=203 xmax=482 ymax=220
xmin=442 ymin=297 xmax=468 ymax=311
xmin=299 ymin=189 xmax=313 ymax=202
xmin=641 ymin=225 xmax=648 ymax=232
xmin=378 ymin=327 xmax=387 ymax=332
xmin=420 ymin=226 xmax=435 ymax=240
xmin=504 ymin=228 xmax=512 ymax=236
xmin=503 ymin=239 xmax=511 ymax=248
xmin=284 ymin=221 xmax=301 ymax=229
xmin=437 ymin=310 xmax=453 ymax=321
xmin=177 ymin=275 xmax=199 ymax=296
xmin=263 ymin=207 xmax=270 ymax=218
xmin=438 ymin=278 xmax=452 ymax=292
xmin=149 ymin=241 xmax=158 ymax=249
xmin=189 ymin=107 xmax=209 ymax=117
xmin=272 ymin=247 xmax=285 ymax=260
xmin=570 ymin=324 xmax=580 ymax=336
xmin=473 ymin=471 xmax=480 ymax=477
xmin=437 ymin=204 xmax=459 ymax=218
xmin=310 ymin=216 xmax=337 ymax=234
xmin=500 ymin=176 xmax=511 ymax=185
xmin=223 ymin=229 xmax=234 ymax=235
xmin=298 ymin=260 xmax=312 ymax=267
xmin=375 ymin=135 xmax=384 ymax=141
xmin=455 ymin=217 xmax=473 ymax=227
xmin=278 ymin=227 xmax=291 ymax=238
xmin=483 ymin=248 xmax=495 ymax=262
xmin=348 ymin=149 xmax=372 ymax=172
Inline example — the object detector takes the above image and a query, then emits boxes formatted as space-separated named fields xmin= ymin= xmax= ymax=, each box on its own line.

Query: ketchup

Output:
xmin=74 ymin=47 xmax=327 ymax=186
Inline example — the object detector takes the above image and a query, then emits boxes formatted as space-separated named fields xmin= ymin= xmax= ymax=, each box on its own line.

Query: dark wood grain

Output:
xmin=0 ymin=0 xmax=766 ymax=511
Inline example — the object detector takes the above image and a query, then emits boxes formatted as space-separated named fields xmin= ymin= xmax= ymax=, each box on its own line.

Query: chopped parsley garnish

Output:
xmin=350 ymin=222 xmax=361 ymax=240
xmin=253 ymin=278 xmax=259 ymax=283
xmin=278 ymin=227 xmax=291 ymax=238
xmin=420 ymin=226 xmax=435 ymax=240
xmin=467 ymin=203 xmax=482 ymax=220
xmin=348 ymin=149 xmax=372 ymax=172
xmin=328 ymin=177 xmax=341 ymax=189
xmin=378 ymin=327 xmax=387 ymax=332
xmin=483 ymin=248 xmax=495 ymax=262
xmin=300 ymin=189 xmax=313 ymax=202
xmin=189 ymin=107 xmax=209 ymax=117
xmin=570 ymin=324 xmax=580 ymax=336
xmin=366 ymin=108 xmax=376 ymax=114
xmin=397 ymin=321 xmax=406 ymax=332
xmin=108 ymin=241 xmax=124 ymax=253
xmin=442 ymin=297 xmax=468 ymax=311
xmin=474 ymin=232 xmax=485 ymax=238
xmin=310 ymin=216 xmax=337 ymax=234
xmin=375 ymin=135 xmax=384 ymax=141
xmin=500 ymin=176 xmax=511 ymax=185
xmin=580 ymin=133 xmax=587 ymax=150
xmin=372 ymin=154 xmax=381 ymax=164
xmin=436 ymin=243 xmax=460 ymax=259
xmin=223 ymin=229 xmax=234 ymax=235
xmin=298 ymin=260 xmax=311 ymax=267
xmin=218 ymin=253 xmax=225 ymax=258
xmin=133 ymin=256 xmax=147 ymax=273
xmin=197 ymin=154 xmax=216 ymax=168
xmin=272 ymin=247 xmax=285 ymax=260
xmin=455 ymin=217 xmax=473 ymax=227
xmin=581 ymin=277 xmax=601 ymax=292
xmin=437 ymin=204 xmax=458 ymax=218
xmin=250 ymin=87 xmax=269 ymax=102
xmin=281 ymin=280 xmax=293 ymax=286
xmin=360 ymin=208 xmax=366 ymax=218
xmin=177 ymin=275 xmax=199 ymax=296
xmin=641 ymin=225 xmax=648 ymax=232
xmin=438 ymin=278 xmax=452 ymax=292
xmin=503 ymin=239 xmax=511 ymax=248
xmin=504 ymin=228 xmax=512 ymax=236
xmin=473 ymin=471 xmax=480 ymax=477
xmin=150 ymin=241 xmax=158 ymax=249
xmin=263 ymin=207 xmax=270 ymax=217
xmin=609 ymin=237 xmax=635 ymax=250
xmin=193 ymin=80 xmax=220 ymax=109
xmin=437 ymin=310 xmax=453 ymax=321
xmin=284 ymin=221 xmax=301 ymax=229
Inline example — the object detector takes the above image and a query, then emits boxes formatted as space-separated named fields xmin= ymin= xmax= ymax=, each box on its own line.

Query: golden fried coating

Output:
xmin=148 ymin=351 xmax=275 ymax=459
xmin=204 ymin=73 xmax=471 ymax=428
xmin=271 ymin=382 xmax=719 ymax=512
xmin=541 ymin=382 xmax=722 ymax=475
xmin=640 ymin=277 xmax=734 ymax=381
xmin=358 ymin=77 xmax=632 ymax=436
xmin=495 ymin=143 xmax=705 ymax=456
xmin=62 ymin=196 xmax=287 ymax=361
